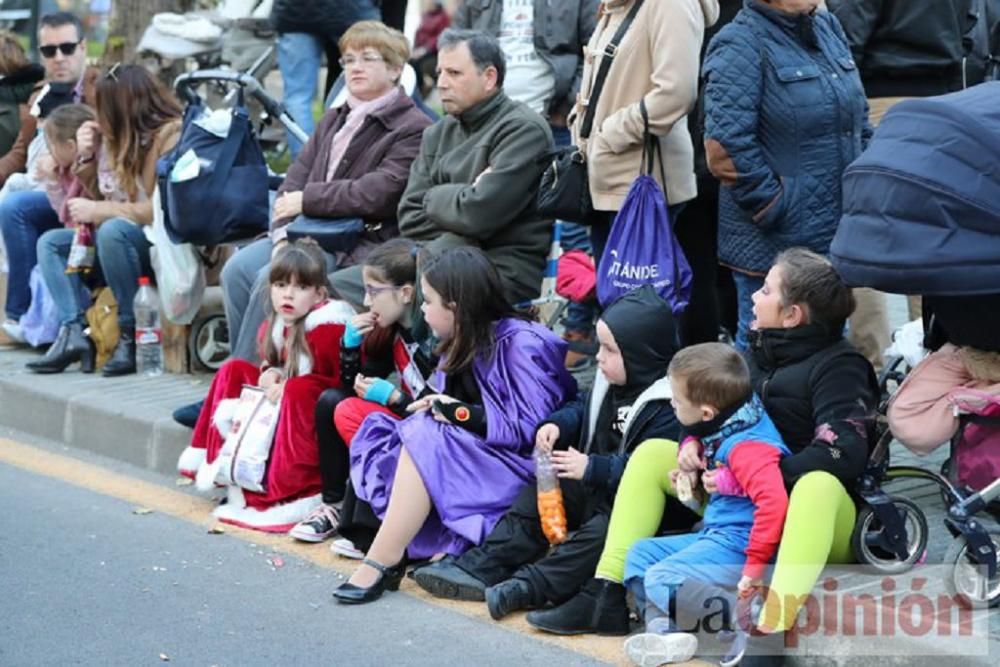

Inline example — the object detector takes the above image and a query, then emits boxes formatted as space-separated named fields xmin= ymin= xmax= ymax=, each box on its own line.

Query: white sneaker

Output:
xmin=329 ymin=537 xmax=364 ymax=560
xmin=2 ymin=318 xmax=25 ymax=343
xmin=624 ymin=632 xmax=698 ymax=666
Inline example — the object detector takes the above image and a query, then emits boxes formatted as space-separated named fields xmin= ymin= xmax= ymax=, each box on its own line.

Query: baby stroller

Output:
xmin=831 ymin=82 xmax=1000 ymax=607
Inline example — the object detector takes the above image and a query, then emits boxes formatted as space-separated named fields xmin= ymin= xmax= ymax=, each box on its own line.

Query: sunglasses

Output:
xmin=39 ymin=41 xmax=80 ymax=58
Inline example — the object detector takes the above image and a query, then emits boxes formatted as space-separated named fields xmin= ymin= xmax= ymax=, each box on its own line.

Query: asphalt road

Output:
xmin=0 ymin=457 xmax=606 ymax=667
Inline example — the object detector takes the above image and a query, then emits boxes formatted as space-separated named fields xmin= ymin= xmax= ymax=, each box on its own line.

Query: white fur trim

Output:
xmin=213 ymin=487 xmax=323 ymax=532
xmin=305 ymin=299 xmax=356 ymax=331
xmin=195 ymin=456 xmax=223 ymax=492
xmin=177 ymin=446 xmax=206 ymax=476
xmin=212 ymin=398 xmax=240 ymax=437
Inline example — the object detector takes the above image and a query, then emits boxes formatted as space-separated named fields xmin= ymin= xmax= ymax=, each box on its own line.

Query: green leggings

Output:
xmin=594 ymin=439 xmax=856 ymax=630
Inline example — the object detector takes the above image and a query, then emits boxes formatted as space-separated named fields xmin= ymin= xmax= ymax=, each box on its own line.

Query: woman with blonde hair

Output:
xmin=28 ymin=64 xmax=182 ymax=376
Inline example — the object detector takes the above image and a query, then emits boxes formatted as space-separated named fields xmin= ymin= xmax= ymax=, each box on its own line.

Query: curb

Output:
xmin=0 ymin=345 xmax=208 ymax=476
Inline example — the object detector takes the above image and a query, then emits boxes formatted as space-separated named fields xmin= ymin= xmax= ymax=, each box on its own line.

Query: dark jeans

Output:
xmin=673 ymin=183 xmax=722 ymax=345
xmin=0 ymin=190 xmax=61 ymax=320
xmin=454 ymin=480 xmax=609 ymax=606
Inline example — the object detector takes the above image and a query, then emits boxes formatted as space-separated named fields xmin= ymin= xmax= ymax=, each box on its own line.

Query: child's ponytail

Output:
xmin=262 ymin=239 xmax=330 ymax=377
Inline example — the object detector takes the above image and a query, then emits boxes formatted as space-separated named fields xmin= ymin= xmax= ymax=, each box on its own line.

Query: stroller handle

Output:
xmin=172 ymin=69 xmax=310 ymax=145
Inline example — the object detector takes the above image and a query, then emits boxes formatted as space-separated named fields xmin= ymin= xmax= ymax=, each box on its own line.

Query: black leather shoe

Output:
xmin=102 ymin=326 xmax=136 ymax=377
xmin=333 ymin=557 xmax=405 ymax=605
xmin=526 ymin=578 xmax=630 ymax=636
xmin=486 ymin=578 xmax=536 ymax=620
xmin=172 ymin=399 xmax=205 ymax=429
xmin=26 ymin=321 xmax=95 ymax=374
xmin=412 ymin=556 xmax=487 ymax=601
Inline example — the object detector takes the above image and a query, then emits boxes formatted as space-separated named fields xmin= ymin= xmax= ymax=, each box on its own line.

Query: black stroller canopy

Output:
xmin=831 ymin=82 xmax=1000 ymax=296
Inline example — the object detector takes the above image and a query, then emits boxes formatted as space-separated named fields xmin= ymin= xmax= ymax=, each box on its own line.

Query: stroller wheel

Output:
xmin=851 ymin=498 xmax=928 ymax=574
xmin=189 ymin=313 xmax=230 ymax=371
xmin=944 ymin=530 xmax=1000 ymax=609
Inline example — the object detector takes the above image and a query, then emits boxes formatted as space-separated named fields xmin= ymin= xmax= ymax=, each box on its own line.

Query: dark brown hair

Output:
xmin=364 ymin=237 xmax=418 ymax=286
xmin=669 ymin=342 xmax=751 ymax=411
xmin=774 ymin=248 xmax=856 ymax=333
xmin=95 ymin=64 xmax=182 ymax=199
xmin=43 ymin=103 xmax=94 ymax=144
xmin=262 ymin=239 xmax=330 ymax=378
xmin=0 ymin=30 xmax=27 ymax=74
xmin=421 ymin=246 xmax=518 ymax=374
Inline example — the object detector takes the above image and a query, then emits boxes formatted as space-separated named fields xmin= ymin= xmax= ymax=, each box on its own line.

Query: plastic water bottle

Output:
xmin=134 ymin=276 xmax=163 ymax=377
xmin=534 ymin=446 xmax=567 ymax=545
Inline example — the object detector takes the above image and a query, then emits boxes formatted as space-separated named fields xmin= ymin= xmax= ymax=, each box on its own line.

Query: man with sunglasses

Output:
xmin=0 ymin=11 xmax=99 ymax=342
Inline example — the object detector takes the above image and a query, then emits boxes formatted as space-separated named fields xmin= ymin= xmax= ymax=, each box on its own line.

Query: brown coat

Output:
xmin=573 ymin=0 xmax=718 ymax=210
xmin=272 ymin=88 xmax=432 ymax=233
xmin=0 ymin=66 xmax=101 ymax=187
xmin=73 ymin=118 xmax=182 ymax=225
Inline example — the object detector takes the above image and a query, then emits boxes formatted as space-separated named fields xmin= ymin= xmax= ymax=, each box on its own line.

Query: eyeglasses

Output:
xmin=364 ymin=284 xmax=401 ymax=298
xmin=339 ymin=53 xmax=385 ymax=68
xmin=39 ymin=41 xmax=80 ymax=59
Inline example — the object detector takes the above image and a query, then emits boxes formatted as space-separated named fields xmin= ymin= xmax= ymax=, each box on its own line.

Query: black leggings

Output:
xmin=315 ymin=388 xmax=351 ymax=505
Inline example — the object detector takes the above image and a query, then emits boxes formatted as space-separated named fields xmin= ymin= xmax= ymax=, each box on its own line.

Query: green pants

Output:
xmin=594 ymin=439 xmax=855 ymax=630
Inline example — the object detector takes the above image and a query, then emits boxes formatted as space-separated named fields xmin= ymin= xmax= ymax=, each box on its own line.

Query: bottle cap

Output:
xmin=138 ymin=276 xmax=150 ymax=286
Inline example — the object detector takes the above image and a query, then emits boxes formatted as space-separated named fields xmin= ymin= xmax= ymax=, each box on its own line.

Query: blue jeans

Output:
xmin=0 ymin=190 xmax=61 ymax=320
xmin=37 ymin=218 xmax=152 ymax=327
xmin=624 ymin=530 xmax=748 ymax=616
xmin=278 ymin=32 xmax=323 ymax=159
xmin=731 ymin=272 xmax=764 ymax=352
xmin=550 ymin=124 xmax=597 ymax=336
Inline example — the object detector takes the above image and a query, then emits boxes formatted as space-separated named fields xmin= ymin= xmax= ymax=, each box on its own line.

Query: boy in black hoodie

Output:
xmin=412 ymin=285 xmax=696 ymax=619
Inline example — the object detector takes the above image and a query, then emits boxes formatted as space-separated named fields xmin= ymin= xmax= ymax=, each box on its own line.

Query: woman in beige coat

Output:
xmin=575 ymin=0 xmax=719 ymax=261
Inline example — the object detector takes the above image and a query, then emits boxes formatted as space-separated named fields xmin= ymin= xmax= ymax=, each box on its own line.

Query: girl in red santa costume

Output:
xmin=177 ymin=239 xmax=355 ymax=531
xmin=289 ymin=238 xmax=438 ymax=545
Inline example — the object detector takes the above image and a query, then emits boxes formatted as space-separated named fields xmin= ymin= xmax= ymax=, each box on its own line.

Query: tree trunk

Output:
xmin=102 ymin=0 xmax=197 ymax=67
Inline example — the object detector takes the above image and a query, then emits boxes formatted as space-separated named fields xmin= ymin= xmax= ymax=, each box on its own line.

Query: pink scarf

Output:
xmin=325 ymin=87 xmax=400 ymax=181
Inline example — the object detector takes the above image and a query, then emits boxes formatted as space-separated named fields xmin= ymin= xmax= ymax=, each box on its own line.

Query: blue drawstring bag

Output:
xmin=596 ymin=103 xmax=692 ymax=313
xmin=157 ymin=95 xmax=269 ymax=246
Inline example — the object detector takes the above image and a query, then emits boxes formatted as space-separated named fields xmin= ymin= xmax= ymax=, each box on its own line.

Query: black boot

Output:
xmin=26 ymin=321 xmax=95 ymax=374
xmin=485 ymin=578 xmax=537 ymax=620
xmin=102 ymin=325 xmax=136 ymax=377
xmin=525 ymin=577 xmax=630 ymax=636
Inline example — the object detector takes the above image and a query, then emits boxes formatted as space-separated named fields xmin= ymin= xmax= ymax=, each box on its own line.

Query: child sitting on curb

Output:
xmin=623 ymin=343 xmax=790 ymax=667
xmin=412 ymin=285 xmax=698 ymax=622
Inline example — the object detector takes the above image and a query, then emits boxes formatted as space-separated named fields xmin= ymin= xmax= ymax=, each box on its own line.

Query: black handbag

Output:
xmin=285 ymin=214 xmax=365 ymax=254
xmin=536 ymin=0 xmax=645 ymax=224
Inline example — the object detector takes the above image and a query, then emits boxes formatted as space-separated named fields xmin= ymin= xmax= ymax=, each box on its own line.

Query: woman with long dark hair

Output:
xmin=28 ymin=64 xmax=182 ymax=376
xmin=333 ymin=247 xmax=577 ymax=604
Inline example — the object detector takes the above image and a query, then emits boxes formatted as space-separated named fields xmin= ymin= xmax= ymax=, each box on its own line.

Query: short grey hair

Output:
xmin=437 ymin=28 xmax=506 ymax=87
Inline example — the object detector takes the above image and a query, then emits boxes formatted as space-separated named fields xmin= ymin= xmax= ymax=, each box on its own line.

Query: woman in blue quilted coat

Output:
xmin=703 ymin=0 xmax=871 ymax=350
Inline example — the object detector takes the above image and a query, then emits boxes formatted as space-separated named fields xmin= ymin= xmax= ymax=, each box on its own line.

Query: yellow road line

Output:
xmin=0 ymin=437 xmax=712 ymax=666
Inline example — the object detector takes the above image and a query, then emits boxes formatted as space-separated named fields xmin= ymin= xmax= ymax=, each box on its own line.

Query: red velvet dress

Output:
xmin=177 ymin=300 xmax=355 ymax=532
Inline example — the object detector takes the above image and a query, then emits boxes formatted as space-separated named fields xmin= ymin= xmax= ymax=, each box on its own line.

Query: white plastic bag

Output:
xmin=884 ymin=318 xmax=928 ymax=369
xmin=212 ymin=385 xmax=279 ymax=493
xmin=150 ymin=186 xmax=206 ymax=324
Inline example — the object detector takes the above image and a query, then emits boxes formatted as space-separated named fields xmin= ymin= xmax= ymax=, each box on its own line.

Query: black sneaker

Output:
xmin=485 ymin=578 xmax=536 ymax=620
xmin=412 ymin=556 xmax=487 ymax=601
xmin=525 ymin=578 xmax=630 ymax=636
xmin=288 ymin=503 xmax=340 ymax=542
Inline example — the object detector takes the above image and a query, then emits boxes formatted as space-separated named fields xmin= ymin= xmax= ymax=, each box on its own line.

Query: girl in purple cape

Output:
xmin=334 ymin=247 xmax=578 ymax=604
